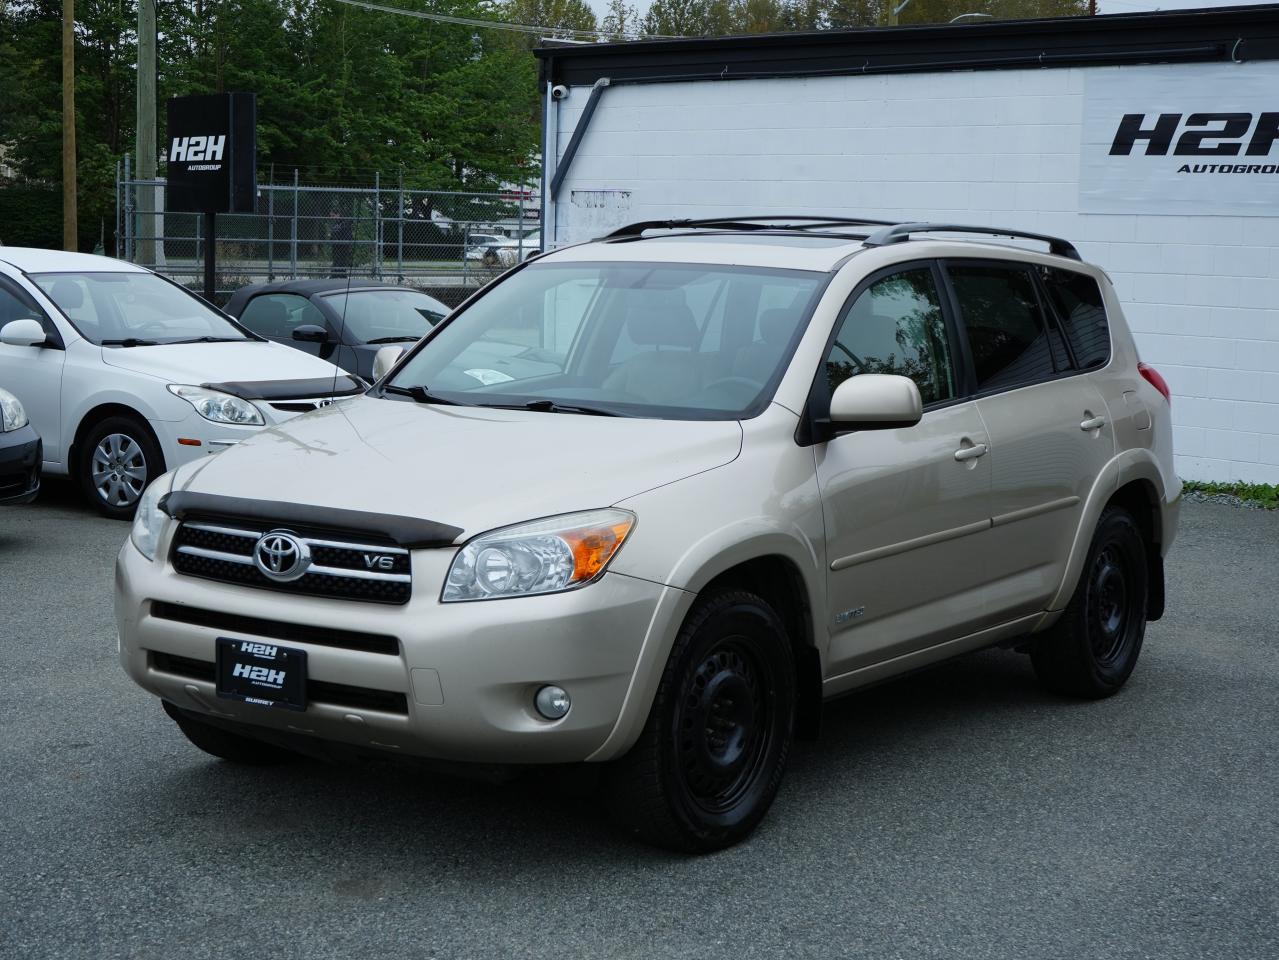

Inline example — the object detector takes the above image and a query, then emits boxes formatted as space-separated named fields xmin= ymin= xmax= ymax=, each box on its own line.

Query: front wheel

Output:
xmin=1032 ymin=506 xmax=1149 ymax=699
xmin=78 ymin=415 xmax=164 ymax=520
xmin=605 ymin=590 xmax=795 ymax=853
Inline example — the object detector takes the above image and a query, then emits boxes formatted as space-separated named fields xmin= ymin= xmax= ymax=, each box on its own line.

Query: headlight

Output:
xmin=167 ymin=384 xmax=264 ymax=426
xmin=443 ymin=509 xmax=635 ymax=602
xmin=130 ymin=471 xmax=174 ymax=561
xmin=0 ymin=387 xmax=28 ymax=432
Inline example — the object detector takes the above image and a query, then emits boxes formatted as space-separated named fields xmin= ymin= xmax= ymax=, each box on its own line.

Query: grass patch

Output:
xmin=1183 ymin=480 xmax=1279 ymax=509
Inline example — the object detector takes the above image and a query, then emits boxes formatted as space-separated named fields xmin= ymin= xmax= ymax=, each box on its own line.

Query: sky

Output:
xmin=583 ymin=0 xmax=1274 ymax=23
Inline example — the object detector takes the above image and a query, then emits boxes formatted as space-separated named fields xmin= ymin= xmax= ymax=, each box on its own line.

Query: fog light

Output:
xmin=534 ymin=685 xmax=571 ymax=720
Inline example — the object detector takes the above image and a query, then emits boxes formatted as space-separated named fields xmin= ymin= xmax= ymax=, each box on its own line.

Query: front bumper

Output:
xmin=115 ymin=536 xmax=683 ymax=765
xmin=0 ymin=426 xmax=41 ymax=505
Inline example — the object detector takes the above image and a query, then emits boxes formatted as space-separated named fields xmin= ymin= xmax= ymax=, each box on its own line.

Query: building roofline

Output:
xmin=536 ymin=4 xmax=1279 ymax=86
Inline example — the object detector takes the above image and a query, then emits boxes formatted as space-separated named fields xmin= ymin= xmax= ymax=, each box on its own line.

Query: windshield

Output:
xmin=33 ymin=272 xmax=250 ymax=346
xmin=385 ymin=261 xmax=827 ymax=420
xmin=322 ymin=289 xmax=448 ymax=344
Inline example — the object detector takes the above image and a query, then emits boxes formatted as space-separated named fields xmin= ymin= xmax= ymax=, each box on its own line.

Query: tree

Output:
xmin=601 ymin=0 xmax=640 ymax=40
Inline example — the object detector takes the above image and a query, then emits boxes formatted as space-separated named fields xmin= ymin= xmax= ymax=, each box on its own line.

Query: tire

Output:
xmin=78 ymin=415 xmax=164 ymax=520
xmin=605 ymin=590 xmax=796 ymax=853
xmin=1032 ymin=506 xmax=1149 ymax=699
xmin=164 ymin=703 xmax=294 ymax=766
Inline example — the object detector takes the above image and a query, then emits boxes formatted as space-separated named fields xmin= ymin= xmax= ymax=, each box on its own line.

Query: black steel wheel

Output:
xmin=605 ymin=590 xmax=795 ymax=853
xmin=1032 ymin=506 xmax=1149 ymax=699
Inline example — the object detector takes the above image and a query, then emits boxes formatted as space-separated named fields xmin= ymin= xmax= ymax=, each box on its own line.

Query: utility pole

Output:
xmin=61 ymin=0 xmax=78 ymax=251
xmin=136 ymin=0 xmax=157 ymax=265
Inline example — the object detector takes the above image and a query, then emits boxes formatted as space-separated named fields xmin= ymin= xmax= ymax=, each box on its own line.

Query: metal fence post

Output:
xmin=373 ymin=171 xmax=382 ymax=280
xmin=397 ymin=168 xmax=404 ymax=282
xmin=290 ymin=169 xmax=298 ymax=278
xmin=123 ymin=153 xmax=134 ymax=262
xmin=115 ymin=159 xmax=122 ymax=259
xmin=267 ymin=164 xmax=275 ymax=280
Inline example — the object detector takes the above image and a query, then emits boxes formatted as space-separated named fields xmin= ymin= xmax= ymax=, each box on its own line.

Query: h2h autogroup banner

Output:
xmin=1080 ymin=62 xmax=1279 ymax=217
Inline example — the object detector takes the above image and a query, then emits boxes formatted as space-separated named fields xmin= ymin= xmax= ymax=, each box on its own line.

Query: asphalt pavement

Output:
xmin=1 ymin=481 xmax=1276 ymax=960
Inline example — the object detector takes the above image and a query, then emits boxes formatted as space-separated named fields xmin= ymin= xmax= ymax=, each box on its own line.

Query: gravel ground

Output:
xmin=1 ymin=482 xmax=1276 ymax=960
xmin=1180 ymin=490 xmax=1274 ymax=510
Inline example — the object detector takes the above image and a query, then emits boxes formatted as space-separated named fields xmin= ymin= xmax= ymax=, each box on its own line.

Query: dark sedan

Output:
xmin=0 ymin=386 xmax=40 ymax=505
xmin=223 ymin=280 xmax=450 ymax=381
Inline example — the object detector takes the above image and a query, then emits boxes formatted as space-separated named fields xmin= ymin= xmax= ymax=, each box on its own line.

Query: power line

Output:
xmin=333 ymin=0 xmax=675 ymax=42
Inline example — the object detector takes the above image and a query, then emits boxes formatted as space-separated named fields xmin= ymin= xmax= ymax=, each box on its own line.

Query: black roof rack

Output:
xmin=863 ymin=223 xmax=1082 ymax=261
xmin=600 ymin=216 xmax=1083 ymax=261
xmin=604 ymin=215 xmax=896 ymax=240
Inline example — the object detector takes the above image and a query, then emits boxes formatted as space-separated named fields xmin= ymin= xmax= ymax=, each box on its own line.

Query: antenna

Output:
xmin=329 ymin=194 xmax=355 ymax=397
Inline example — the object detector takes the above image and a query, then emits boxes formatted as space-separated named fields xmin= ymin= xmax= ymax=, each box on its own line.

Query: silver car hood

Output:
xmin=175 ymin=395 xmax=743 ymax=539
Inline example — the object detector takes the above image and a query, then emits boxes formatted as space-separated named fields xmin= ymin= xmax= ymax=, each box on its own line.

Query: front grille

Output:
xmin=150 ymin=601 xmax=399 ymax=655
xmin=150 ymin=652 xmax=410 ymax=715
xmin=270 ymin=400 xmax=327 ymax=414
xmin=170 ymin=521 xmax=412 ymax=605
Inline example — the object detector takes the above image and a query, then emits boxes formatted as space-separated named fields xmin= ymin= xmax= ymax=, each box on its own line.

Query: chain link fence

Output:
xmin=116 ymin=163 xmax=540 ymax=306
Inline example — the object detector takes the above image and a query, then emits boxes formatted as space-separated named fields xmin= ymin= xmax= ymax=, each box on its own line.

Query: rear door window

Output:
xmin=947 ymin=263 xmax=1058 ymax=392
xmin=1039 ymin=267 xmax=1111 ymax=370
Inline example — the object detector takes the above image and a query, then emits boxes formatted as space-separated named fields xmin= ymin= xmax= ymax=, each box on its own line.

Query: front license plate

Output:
xmin=215 ymin=637 xmax=307 ymax=711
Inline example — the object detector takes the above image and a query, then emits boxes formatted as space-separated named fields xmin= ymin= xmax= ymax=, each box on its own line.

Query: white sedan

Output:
xmin=0 ymin=248 xmax=362 ymax=518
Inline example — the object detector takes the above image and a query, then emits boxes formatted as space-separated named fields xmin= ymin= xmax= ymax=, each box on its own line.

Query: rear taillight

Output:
xmin=1138 ymin=362 xmax=1171 ymax=406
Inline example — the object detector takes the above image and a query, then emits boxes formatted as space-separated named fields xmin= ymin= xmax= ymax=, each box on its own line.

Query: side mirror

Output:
xmin=372 ymin=345 xmax=405 ymax=381
xmin=828 ymin=374 xmax=923 ymax=431
xmin=0 ymin=318 xmax=47 ymax=347
xmin=292 ymin=324 xmax=329 ymax=344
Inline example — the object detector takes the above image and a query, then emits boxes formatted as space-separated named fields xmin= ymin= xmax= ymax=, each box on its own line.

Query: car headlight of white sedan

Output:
xmin=0 ymin=387 xmax=29 ymax=432
xmin=167 ymin=384 xmax=264 ymax=426
xmin=443 ymin=509 xmax=635 ymax=602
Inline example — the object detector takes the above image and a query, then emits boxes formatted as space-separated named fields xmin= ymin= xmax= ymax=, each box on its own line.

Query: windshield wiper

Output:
xmin=101 ymin=338 xmax=160 ymax=347
xmin=382 ymin=384 xmax=469 ymax=406
xmin=168 ymin=336 xmax=246 ymax=344
xmin=366 ymin=335 xmax=421 ymax=344
xmin=514 ymin=399 xmax=621 ymax=417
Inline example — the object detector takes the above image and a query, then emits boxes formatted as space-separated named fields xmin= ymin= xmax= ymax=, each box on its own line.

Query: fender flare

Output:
xmin=1046 ymin=449 xmax=1170 ymax=613
xmin=588 ymin=524 xmax=827 ymax=762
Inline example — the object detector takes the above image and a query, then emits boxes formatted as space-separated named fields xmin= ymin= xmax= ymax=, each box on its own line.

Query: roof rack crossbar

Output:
xmin=604 ymin=215 xmax=898 ymax=240
xmin=863 ymin=223 xmax=1082 ymax=261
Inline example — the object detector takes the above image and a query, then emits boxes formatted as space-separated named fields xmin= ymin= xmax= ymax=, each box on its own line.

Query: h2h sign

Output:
xmin=165 ymin=92 xmax=256 ymax=214
xmin=1080 ymin=64 xmax=1279 ymax=217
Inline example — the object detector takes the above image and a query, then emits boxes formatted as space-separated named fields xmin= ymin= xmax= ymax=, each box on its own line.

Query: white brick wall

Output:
xmin=547 ymin=61 xmax=1279 ymax=483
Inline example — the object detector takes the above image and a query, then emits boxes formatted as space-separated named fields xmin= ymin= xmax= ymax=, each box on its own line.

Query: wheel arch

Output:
xmin=1048 ymin=450 xmax=1172 ymax=620
xmin=699 ymin=554 xmax=823 ymax=741
xmin=69 ymin=402 xmax=168 ymax=479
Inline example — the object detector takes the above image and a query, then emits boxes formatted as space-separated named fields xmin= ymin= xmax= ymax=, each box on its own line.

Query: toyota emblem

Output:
xmin=253 ymin=530 xmax=312 ymax=582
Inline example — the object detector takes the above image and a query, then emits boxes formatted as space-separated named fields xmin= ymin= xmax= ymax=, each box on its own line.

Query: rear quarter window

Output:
xmin=1039 ymin=267 xmax=1111 ymax=370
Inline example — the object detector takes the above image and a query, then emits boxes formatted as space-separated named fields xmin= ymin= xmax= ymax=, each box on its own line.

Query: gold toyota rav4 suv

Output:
xmin=116 ymin=218 xmax=1179 ymax=852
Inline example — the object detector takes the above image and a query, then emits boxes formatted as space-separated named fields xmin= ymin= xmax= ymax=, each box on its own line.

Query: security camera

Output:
xmin=551 ymin=85 xmax=569 ymax=101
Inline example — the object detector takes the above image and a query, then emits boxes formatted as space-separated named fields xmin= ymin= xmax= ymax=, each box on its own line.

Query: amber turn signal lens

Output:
xmin=562 ymin=518 xmax=634 ymax=583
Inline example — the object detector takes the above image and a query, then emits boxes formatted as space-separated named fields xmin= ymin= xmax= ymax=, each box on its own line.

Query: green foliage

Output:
xmin=0 ymin=0 xmax=1093 ymax=253
xmin=1182 ymin=481 xmax=1279 ymax=509
xmin=0 ymin=183 xmax=63 ymax=248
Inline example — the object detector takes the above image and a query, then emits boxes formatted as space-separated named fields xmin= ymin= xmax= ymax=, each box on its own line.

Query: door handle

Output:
xmin=953 ymin=443 xmax=988 ymax=462
xmin=1080 ymin=416 xmax=1106 ymax=432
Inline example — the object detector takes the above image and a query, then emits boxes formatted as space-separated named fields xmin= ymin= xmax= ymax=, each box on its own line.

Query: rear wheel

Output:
xmin=164 ymin=703 xmax=294 ymax=766
xmin=605 ymin=590 xmax=795 ymax=853
xmin=78 ymin=415 xmax=164 ymax=520
xmin=1032 ymin=506 xmax=1149 ymax=699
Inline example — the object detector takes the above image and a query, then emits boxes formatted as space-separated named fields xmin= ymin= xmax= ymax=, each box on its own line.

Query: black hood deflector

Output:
xmin=159 ymin=491 xmax=464 ymax=549
xmin=202 ymin=376 xmax=365 ymax=401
